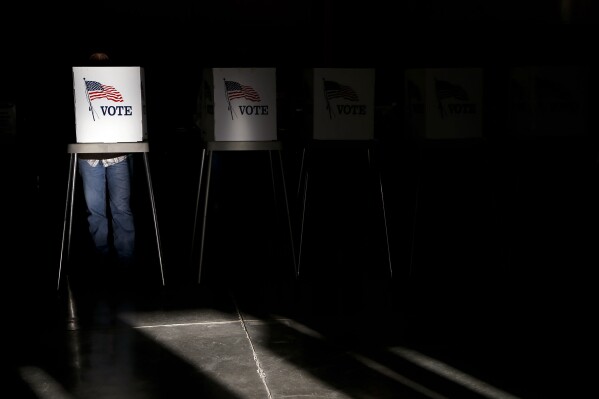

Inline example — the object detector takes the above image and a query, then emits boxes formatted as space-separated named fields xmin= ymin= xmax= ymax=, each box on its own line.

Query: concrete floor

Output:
xmin=7 ymin=264 xmax=543 ymax=399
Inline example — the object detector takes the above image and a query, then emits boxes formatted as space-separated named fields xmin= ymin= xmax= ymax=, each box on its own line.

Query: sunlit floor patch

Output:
xmin=19 ymin=366 xmax=75 ymax=399
xmin=388 ymin=346 xmax=521 ymax=399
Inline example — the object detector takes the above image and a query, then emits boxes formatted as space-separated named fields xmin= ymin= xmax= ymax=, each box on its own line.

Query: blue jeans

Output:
xmin=78 ymin=157 xmax=135 ymax=264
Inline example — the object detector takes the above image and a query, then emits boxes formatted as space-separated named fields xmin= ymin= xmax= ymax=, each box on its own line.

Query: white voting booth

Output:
xmin=298 ymin=68 xmax=391 ymax=277
xmin=193 ymin=67 xmax=295 ymax=282
xmin=59 ymin=66 xmax=164 ymax=292
xmin=72 ymin=66 xmax=147 ymax=143
xmin=198 ymin=67 xmax=277 ymax=141
xmin=405 ymin=68 xmax=483 ymax=139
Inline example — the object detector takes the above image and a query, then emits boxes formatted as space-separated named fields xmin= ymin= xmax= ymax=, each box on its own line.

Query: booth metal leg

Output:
xmin=198 ymin=150 xmax=214 ymax=284
xmin=368 ymin=147 xmax=393 ymax=277
xmin=297 ymin=144 xmax=393 ymax=278
xmin=277 ymin=150 xmax=297 ymax=276
xmin=196 ymin=147 xmax=296 ymax=282
xmin=59 ymin=151 xmax=165 ymax=290
xmin=378 ymin=167 xmax=393 ymax=277
xmin=269 ymin=151 xmax=277 ymax=208
xmin=296 ymin=146 xmax=311 ymax=275
xmin=143 ymin=153 xmax=165 ymax=286
xmin=297 ymin=168 xmax=309 ymax=276
xmin=58 ymin=154 xmax=78 ymax=291
xmin=191 ymin=148 xmax=206 ymax=265
xmin=65 ymin=275 xmax=79 ymax=331
xmin=297 ymin=147 xmax=306 ymax=197
xmin=268 ymin=150 xmax=297 ymax=276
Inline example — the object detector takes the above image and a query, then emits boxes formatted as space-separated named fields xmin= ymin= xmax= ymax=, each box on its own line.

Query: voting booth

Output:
xmin=405 ymin=68 xmax=483 ymax=139
xmin=198 ymin=67 xmax=277 ymax=141
xmin=297 ymin=68 xmax=391 ymax=277
xmin=507 ymin=66 xmax=588 ymax=137
xmin=404 ymin=68 xmax=485 ymax=277
xmin=192 ymin=67 xmax=295 ymax=282
xmin=305 ymin=68 xmax=375 ymax=140
xmin=59 ymin=66 xmax=163 ymax=293
xmin=72 ymin=66 xmax=147 ymax=143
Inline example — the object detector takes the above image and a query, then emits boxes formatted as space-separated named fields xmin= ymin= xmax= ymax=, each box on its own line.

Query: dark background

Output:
xmin=2 ymin=2 xmax=596 ymax=289
xmin=2 ymin=2 xmax=598 ymax=396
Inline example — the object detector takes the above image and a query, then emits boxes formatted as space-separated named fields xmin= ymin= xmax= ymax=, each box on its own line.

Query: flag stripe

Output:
xmin=86 ymin=80 xmax=124 ymax=102
xmin=323 ymin=80 xmax=359 ymax=101
xmin=435 ymin=79 xmax=469 ymax=101
xmin=225 ymin=80 xmax=261 ymax=102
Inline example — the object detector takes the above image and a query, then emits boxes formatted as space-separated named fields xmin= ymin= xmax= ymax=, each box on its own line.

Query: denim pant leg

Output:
xmin=78 ymin=159 xmax=110 ymax=256
xmin=106 ymin=157 xmax=135 ymax=263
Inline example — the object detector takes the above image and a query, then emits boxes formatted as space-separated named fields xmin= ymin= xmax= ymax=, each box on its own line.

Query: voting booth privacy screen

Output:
xmin=405 ymin=68 xmax=483 ymax=139
xmin=306 ymin=68 xmax=375 ymax=140
xmin=73 ymin=66 xmax=147 ymax=143
xmin=507 ymin=66 xmax=588 ymax=137
xmin=199 ymin=68 xmax=277 ymax=141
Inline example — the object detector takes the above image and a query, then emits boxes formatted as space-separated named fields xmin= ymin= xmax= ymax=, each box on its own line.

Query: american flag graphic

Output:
xmin=85 ymin=80 xmax=124 ymax=102
xmin=435 ymin=79 xmax=469 ymax=101
xmin=225 ymin=80 xmax=261 ymax=102
xmin=323 ymin=80 xmax=359 ymax=101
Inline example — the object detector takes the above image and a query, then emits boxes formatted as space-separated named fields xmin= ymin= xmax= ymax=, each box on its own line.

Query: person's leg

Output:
xmin=77 ymin=159 xmax=110 ymax=257
xmin=106 ymin=157 xmax=135 ymax=265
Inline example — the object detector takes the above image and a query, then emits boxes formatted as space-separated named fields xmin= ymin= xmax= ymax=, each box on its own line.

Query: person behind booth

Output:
xmin=77 ymin=51 xmax=135 ymax=269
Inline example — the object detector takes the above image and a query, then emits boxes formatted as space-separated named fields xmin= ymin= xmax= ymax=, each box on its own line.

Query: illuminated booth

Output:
xmin=192 ymin=67 xmax=295 ymax=282
xmin=73 ymin=66 xmax=147 ymax=143
xmin=59 ymin=66 xmax=164 ymax=292
xmin=297 ymin=68 xmax=391 ymax=277
xmin=198 ymin=67 xmax=277 ymax=142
